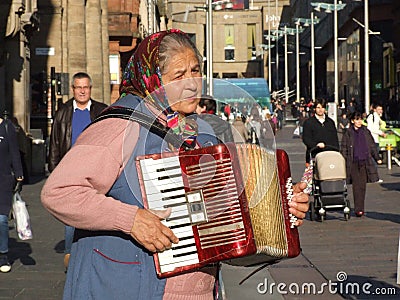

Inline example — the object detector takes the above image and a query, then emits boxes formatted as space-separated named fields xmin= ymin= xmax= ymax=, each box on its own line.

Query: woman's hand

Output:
xmin=377 ymin=159 xmax=382 ymax=165
xmin=14 ymin=177 xmax=24 ymax=193
xmin=288 ymin=182 xmax=310 ymax=227
xmin=130 ymin=208 xmax=179 ymax=253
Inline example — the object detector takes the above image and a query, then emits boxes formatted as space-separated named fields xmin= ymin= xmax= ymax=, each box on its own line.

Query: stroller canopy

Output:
xmin=314 ymin=151 xmax=346 ymax=181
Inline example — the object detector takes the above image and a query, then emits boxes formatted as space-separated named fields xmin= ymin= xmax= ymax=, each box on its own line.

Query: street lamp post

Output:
xmin=265 ymin=30 xmax=283 ymax=93
xmin=260 ymin=43 xmax=275 ymax=91
xmin=312 ymin=1 xmax=346 ymax=104
xmin=352 ymin=0 xmax=372 ymax=113
xmin=275 ymin=0 xmax=279 ymax=91
xmin=282 ymin=27 xmax=297 ymax=104
xmin=294 ymin=14 xmax=320 ymax=101
xmin=334 ymin=0 xmax=339 ymax=105
xmin=204 ymin=0 xmax=233 ymax=96
xmin=206 ymin=0 xmax=213 ymax=95
xmin=284 ymin=26 xmax=289 ymax=104
xmin=311 ymin=12 xmax=316 ymax=101
xmin=296 ymin=23 xmax=300 ymax=102
xmin=364 ymin=0 xmax=370 ymax=113
xmin=268 ymin=0 xmax=272 ymax=91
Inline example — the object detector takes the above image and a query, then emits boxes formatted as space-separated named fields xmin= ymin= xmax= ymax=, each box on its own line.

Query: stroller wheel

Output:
xmin=320 ymin=213 xmax=325 ymax=222
xmin=345 ymin=199 xmax=351 ymax=209
xmin=318 ymin=207 xmax=326 ymax=222
xmin=344 ymin=205 xmax=351 ymax=221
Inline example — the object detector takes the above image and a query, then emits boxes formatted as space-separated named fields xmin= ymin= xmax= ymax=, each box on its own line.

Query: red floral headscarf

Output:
xmin=119 ymin=29 xmax=199 ymax=146
xmin=120 ymin=29 xmax=188 ymax=112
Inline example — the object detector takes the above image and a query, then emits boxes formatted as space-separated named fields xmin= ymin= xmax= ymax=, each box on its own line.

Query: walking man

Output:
xmin=48 ymin=72 xmax=107 ymax=268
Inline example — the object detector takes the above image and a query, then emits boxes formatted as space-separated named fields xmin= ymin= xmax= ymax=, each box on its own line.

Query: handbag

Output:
xmin=12 ymin=191 xmax=33 ymax=240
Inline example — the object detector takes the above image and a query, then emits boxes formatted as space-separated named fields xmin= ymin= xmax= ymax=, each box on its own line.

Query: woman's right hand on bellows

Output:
xmin=130 ymin=208 xmax=179 ymax=253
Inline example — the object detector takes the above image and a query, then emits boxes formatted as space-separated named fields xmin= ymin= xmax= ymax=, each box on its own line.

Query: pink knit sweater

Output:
xmin=41 ymin=119 xmax=216 ymax=299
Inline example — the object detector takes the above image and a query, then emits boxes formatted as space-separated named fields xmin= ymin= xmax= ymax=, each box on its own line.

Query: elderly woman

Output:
xmin=41 ymin=30 xmax=309 ymax=300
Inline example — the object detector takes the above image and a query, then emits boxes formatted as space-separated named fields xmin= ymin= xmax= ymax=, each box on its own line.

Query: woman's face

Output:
xmin=352 ymin=118 xmax=363 ymax=129
xmin=161 ymin=47 xmax=202 ymax=114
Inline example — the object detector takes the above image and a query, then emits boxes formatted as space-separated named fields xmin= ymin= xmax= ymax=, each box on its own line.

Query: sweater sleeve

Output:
xmin=41 ymin=118 xmax=140 ymax=234
xmin=48 ymin=109 xmax=63 ymax=173
xmin=340 ymin=131 xmax=350 ymax=158
xmin=301 ymin=119 xmax=314 ymax=149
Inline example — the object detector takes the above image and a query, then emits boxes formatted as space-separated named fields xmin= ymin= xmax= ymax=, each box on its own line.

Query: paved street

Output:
xmin=222 ymin=123 xmax=400 ymax=300
xmin=0 ymin=122 xmax=400 ymax=299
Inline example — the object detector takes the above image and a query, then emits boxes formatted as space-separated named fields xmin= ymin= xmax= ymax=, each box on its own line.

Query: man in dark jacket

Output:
xmin=48 ymin=72 xmax=107 ymax=268
xmin=0 ymin=113 xmax=24 ymax=272
xmin=302 ymin=98 xmax=339 ymax=164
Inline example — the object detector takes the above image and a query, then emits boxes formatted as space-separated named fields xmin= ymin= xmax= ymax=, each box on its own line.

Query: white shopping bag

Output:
xmin=12 ymin=191 xmax=33 ymax=240
xmin=293 ymin=126 xmax=300 ymax=137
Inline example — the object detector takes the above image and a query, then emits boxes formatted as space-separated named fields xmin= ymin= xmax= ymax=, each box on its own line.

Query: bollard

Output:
xmin=386 ymin=144 xmax=392 ymax=170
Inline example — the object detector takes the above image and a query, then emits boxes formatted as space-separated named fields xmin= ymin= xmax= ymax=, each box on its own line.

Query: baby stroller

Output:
xmin=309 ymin=147 xmax=351 ymax=221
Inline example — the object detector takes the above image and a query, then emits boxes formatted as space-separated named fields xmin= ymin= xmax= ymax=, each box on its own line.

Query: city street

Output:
xmin=0 ymin=122 xmax=399 ymax=299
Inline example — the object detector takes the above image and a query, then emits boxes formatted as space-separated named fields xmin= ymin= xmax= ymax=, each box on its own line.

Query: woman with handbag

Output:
xmin=0 ymin=112 xmax=24 ymax=272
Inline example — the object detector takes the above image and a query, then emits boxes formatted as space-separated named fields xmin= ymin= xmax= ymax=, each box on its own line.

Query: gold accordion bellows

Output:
xmin=229 ymin=143 xmax=301 ymax=266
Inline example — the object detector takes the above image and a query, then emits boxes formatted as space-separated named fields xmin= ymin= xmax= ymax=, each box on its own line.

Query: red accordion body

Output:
xmin=136 ymin=143 xmax=256 ymax=278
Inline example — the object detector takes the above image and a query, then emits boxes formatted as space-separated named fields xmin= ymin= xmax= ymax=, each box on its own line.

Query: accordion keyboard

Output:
xmin=139 ymin=155 xmax=200 ymax=274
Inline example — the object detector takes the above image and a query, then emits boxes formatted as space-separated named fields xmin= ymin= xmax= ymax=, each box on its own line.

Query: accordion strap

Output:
xmin=89 ymin=106 xmax=194 ymax=150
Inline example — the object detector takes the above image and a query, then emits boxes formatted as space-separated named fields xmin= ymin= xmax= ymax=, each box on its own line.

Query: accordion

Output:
xmin=136 ymin=143 xmax=256 ymax=278
xmin=136 ymin=143 xmax=301 ymax=278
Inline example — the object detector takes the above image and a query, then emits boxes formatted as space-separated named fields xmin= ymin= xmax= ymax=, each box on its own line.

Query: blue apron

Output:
xmin=63 ymin=95 xmax=217 ymax=300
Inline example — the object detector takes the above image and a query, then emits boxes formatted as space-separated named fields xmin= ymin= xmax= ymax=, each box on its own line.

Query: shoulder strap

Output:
xmin=90 ymin=106 xmax=194 ymax=150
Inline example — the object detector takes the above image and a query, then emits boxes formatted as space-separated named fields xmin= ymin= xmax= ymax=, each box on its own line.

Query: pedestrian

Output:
xmin=302 ymin=98 xmax=339 ymax=165
xmin=340 ymin=111 xmax=382 ymax=217
xmin=366 ymin=103 xmax=387 ymax=151
xmin=297 ymin=110 xmax=308 ymax=137
xmin=232 ymin=115 xmax=249 ymax=143
xmin=247 ymin=105 xmax=262 ymax=144
xmin=196 ymin=95 xmax=234 ymax=143
xmin=47 ymin=72 xmax=108 ymax=269
xmin=41 ymin=29 xmax=310 ymax=299
xmin=337 ymin=112 xmax=350 ymax=134
xmin=346 ymin=101 xmax=356 ymax=116
xmin=274 ymin=102 xmax=284 ymax=130
xmin=0 ymin=111 xmax=24 ymax=273
xmin=263 ymin=113 xmax=276 ymax=136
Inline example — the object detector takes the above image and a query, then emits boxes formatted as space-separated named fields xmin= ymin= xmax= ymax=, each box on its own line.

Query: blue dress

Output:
xmin=63 ymin=95 xmax=217 ymax=300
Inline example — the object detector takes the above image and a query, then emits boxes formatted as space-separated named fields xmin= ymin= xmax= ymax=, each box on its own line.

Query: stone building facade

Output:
xmin=2 ymin=0 xmax=289 ymax=135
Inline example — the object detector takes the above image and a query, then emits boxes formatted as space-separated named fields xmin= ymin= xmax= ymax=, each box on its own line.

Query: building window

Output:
xmin=247 ymin=24 xmax=256 ymax=60
xmin=109 ymin=54 xmax=120 ymax=84
xmin=225 ymin=46 xmax=235 ymax=61
xmin=225 ymin=25 xmax=235 ymax=61
xmin=383 ymin=46 xmax=394 ymax=88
